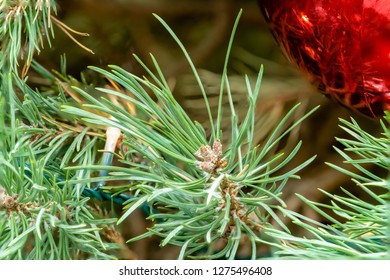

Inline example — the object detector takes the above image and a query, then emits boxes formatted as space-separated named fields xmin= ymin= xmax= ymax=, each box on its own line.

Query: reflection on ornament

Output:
xmin=258 ymin=0 xmax=390 ymax=117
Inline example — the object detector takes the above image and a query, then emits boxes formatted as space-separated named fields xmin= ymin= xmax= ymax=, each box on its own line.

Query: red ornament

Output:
xmin=258 ymin=0 xmax=390 ymax=118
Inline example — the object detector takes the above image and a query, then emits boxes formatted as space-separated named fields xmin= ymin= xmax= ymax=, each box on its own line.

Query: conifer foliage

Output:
xmin=0 ymin=1 xmax=388 ymax=259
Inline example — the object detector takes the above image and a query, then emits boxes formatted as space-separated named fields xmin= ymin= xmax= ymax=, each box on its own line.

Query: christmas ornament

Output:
xmin=258 ymin=0 xmax=390 ymax=117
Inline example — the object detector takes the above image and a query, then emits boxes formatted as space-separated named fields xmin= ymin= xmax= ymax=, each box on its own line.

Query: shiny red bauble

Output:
xmin=258 ymin=0 xmax=390 ymax=118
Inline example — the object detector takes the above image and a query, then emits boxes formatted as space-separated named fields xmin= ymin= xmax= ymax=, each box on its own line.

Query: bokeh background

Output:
xmin=36 ymin=0 xmax=381 ymax=259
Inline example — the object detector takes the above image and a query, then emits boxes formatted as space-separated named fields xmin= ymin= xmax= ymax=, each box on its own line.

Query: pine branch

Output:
xmin=0 ymin=0 xmax=57 ymax=75
xmin=2 ymin=3 xmax=387 ymax=260
xmin=268 ymin=115 xmax=390 ymax=259
xmin=60 ymin=13 xmax=318 ymax=259
xmin=0 ymin=58 xmax=120 ymax=259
